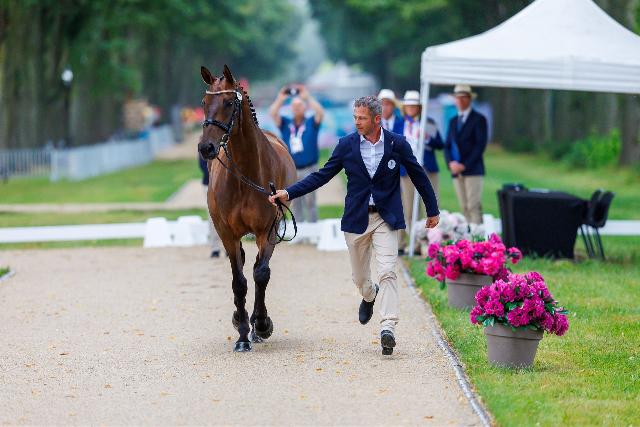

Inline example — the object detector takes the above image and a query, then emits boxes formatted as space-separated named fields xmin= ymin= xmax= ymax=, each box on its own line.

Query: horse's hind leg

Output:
xmin=223 ymin=237 xmax=251 ymax=352
xmin=251 ymin=234 xmax=275 ymax=342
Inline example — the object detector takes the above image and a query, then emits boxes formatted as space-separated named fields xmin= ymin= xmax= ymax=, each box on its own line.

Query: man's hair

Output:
xmin=354 ymin=96 xmax=381 ymax=118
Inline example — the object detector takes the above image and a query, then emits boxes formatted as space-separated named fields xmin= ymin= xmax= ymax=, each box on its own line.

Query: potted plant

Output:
xmin=470 ymin=272 xmax=569 ymax=368
xmin=426 ymin=233 xmax=522 ymax=309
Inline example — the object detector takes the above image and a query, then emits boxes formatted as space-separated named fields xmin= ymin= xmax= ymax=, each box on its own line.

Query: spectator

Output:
xmin=269 ymin=84 xmax=325 ymax=223
xmin=378 ymin=89 xmax=404 ymax=135
xmin=398 ymin=90 xmax=443 ymax=254
xmin=444 ymin=84 xmax=488 ymax=225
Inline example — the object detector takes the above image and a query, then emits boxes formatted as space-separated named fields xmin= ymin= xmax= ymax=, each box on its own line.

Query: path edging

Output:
xmin=0 ymin=269 xmax=15 ymax=283
xmin=400 ymin=260 xmax=493 ymax=427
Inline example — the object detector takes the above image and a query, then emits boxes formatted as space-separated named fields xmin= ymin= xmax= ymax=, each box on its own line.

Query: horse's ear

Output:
xmin=201 ymin=66 xmax=215 ymax=85
xmin=223 ymin=64 xmax=235 ymax=85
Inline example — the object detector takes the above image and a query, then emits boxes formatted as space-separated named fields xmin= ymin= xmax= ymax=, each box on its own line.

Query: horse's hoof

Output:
xmin=232 ymin=311 xmax=240 ymax=331
xmin=250 ymin=328 xmax=264 ymax=344
xmin=234 ymin=341 xmax=252 ymax=352
xmin=254 ymin=317 xmax=273 ymax=340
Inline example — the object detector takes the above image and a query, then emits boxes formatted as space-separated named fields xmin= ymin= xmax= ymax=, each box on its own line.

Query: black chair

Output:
xmin=580 ymin=190 xmax=614 ymax=260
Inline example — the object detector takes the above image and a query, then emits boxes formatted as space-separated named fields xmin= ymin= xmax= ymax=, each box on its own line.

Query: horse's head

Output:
xmin=198 ymin=64 xmax=243 ymax=160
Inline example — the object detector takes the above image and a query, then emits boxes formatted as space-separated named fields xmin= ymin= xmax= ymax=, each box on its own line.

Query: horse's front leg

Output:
xmin=223 ymin=236 xmax=251 ymax=352
xmin=250 ymin=233 xmax=276 ymax=343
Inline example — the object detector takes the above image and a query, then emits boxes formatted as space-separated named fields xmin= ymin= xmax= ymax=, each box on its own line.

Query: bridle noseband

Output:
xmin=202 ymin=89 xmax=243 ymax=147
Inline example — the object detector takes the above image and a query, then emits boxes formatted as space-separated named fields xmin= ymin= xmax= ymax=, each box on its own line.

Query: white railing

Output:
xmin=0 ymin=125 xmax=176 ymax=182
xmin=50 ymin=125 xmax=176 ymax=181
xmin=0 ymin=148 xmax=52 ymax=178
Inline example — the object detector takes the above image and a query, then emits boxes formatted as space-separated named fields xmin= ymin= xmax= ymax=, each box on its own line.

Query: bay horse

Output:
xmin=197 ymin=65 xmax=296 ymax=352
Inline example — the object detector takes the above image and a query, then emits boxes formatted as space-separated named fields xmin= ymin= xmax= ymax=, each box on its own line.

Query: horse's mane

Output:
xmin=220 ymin=75 xmax=259 ymax=126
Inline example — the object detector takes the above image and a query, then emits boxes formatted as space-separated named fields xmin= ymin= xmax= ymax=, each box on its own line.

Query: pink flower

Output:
xmin=507 ymin=307 xmax=531 ymax=327
xmin=470 ymin=306 xmax=484 ymax=324
xmin=469 ymin=271 xmax=570 ymax=336
xmin=475 ymin=286 xmax=491 ymax=307
xmin=552 ymin=314 xmax=569 ymax=336
xmin=427 ymin=243 xmax=440 ymax=259
xmin=539 ymin=312 xmax=555 ymax=331
xmin=484 ymin=299 xmax=505 ymax=317
xmin=508 ymin=247 xmax=523 ymax=263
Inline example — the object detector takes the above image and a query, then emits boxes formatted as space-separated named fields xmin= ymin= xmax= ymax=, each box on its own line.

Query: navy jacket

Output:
xmin=444 ymin=109 xmax=488 ymax=177
xmin=286 ymin=129 xmax=439 ymax=234
xmin=423 ymin=117 xmax=444 ymax=173
xmin=390 ymin=114 xmax=404 ymax=135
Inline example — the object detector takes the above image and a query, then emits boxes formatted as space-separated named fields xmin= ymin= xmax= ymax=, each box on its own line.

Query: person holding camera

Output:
xmin=269 ymin=84 xmax=325 ymax=223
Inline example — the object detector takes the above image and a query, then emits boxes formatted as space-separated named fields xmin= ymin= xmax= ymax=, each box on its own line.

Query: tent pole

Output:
xmin=408 ymin=81 xmax=430 ymax=257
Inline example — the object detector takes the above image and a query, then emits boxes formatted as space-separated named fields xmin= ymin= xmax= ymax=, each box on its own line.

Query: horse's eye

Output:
xmin=225 ymin=100 xmax=233 ymax=107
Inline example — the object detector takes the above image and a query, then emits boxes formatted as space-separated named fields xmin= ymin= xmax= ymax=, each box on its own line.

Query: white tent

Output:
xmin=409 ymin=0 xmax=640 ymax=255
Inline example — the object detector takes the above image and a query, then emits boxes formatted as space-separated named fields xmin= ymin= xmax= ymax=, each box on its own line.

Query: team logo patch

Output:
xmin=388 ymin=159 xmax=396 ymax=169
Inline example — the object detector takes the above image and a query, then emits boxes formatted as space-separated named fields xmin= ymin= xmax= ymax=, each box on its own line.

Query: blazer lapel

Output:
xmin=457 ymin=110 xmax=475 ymax=138
xmin=350 ymin=133 xmax=370 ymax=178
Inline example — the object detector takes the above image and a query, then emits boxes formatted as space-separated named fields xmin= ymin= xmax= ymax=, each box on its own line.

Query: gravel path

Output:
xmin=0 ymin=244 xmax=481 ymax=425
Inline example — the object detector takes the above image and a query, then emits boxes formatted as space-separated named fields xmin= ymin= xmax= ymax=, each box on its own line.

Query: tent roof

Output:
xmin=421 ymin=0 xmax=640 ymax=94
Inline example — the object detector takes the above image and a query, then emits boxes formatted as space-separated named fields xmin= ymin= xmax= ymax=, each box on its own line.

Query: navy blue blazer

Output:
xmin=286 ymin=129 xmax=439 ymax=234
xmin=444 ymin=109 xmax=488 ymax=177
xmin=390 ymin=114 xmax=404 ymax=135
xmin=423 ymin=117 xmax=444 ymax=173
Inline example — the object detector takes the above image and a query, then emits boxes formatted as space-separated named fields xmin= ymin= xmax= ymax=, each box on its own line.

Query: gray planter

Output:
xmin=446 ymin=273 xmax=493 ymax=309
xmin=484 ymin=323 xmax=544 ymax=368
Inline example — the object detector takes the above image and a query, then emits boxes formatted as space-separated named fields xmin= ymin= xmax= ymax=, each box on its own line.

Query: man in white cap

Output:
xmin=377 ymin=89 xmax=404 ymax=135
xmin=444 ymin=84 xmax=488 ymax=225
xmin=397 ymin=90 xmax=444 ymax=255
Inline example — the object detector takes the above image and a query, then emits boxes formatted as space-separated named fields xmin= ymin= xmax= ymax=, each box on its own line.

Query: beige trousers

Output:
xmin=452 ymin=175 xmax=484 ymax=225
xmin=398 ymin=173 xmax=438 ymax=251
xmin=344 ymin=213 xmax=399 ymax=333
xmin=292 ymin=164 xmax=318 ymax=223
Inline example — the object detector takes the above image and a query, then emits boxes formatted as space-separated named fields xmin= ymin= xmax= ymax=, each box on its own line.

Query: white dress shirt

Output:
xmin=360 ymin=129 xmax=385 ymax=206
xmin=458 ymin=107 xmax=472 ymax=125
xmin=382 ymin=116 xmax=395 ymax=132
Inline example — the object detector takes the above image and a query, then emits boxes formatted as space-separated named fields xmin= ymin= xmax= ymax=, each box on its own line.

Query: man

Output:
xmin=269 ymin=84 xmax=325 ymax=223
xmin=444 ymin=84 xmax=488 ymax=225
xmin=378 ymin=89 xmax=404 ymax=135
xmin=269 ymin=96 xmax=439 ymax=355
xmin=399 ymin=90 xmax=444 ymax=255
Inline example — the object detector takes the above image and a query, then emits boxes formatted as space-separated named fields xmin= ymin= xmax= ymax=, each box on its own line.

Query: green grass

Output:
xmin=408 ymin=237 xmax=640 ymax=426
xmin=0 ymin=159 xmax=201 ymax=203
xmin=0 ymin=266 xmax=9 ymax=277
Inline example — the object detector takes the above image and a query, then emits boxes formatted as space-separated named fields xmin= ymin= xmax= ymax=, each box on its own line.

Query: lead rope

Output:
xmin=215 ymin=144 xmax=297 ymax=245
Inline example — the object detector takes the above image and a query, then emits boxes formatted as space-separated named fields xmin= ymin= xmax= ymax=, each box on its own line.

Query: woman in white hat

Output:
xmin=399 ymin=90 xmax=444 ymax=254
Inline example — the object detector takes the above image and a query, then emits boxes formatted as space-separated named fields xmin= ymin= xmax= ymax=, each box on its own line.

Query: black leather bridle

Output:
xmin=202 ymin=89 xmax=243 ymax=148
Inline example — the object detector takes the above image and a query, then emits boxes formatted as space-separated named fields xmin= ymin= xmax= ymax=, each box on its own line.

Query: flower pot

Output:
xmin=446 ymin=273 xmax=493 ymax=309
xmin=484 ymin=323 xmax=544 ymax=368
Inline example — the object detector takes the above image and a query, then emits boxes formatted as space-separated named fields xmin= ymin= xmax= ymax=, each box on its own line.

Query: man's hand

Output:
xmin=297 ymin=84 xmax=310 ymax=100
xmin=448 ymin=161 xmax=465 ymax=175
xmin=426 ymin=215 xmax=439 ymax=229
xmin=268 ymin=190 xmax=289 ymax=206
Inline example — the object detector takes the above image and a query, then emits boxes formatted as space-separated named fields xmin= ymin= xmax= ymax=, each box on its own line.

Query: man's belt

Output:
xmin=368 ymin=205 xmax=378 ymax=213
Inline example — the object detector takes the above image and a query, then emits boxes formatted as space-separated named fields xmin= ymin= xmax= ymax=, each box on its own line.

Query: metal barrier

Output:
xmin=0 ymin=148 xmax=52 ymax=179
xmin=0 ymin=125 xmax=176 ymax=182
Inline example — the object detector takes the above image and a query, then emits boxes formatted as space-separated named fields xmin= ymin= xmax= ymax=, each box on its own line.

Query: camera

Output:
xmin=284 ymin=87 xmax=299 ymax=96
